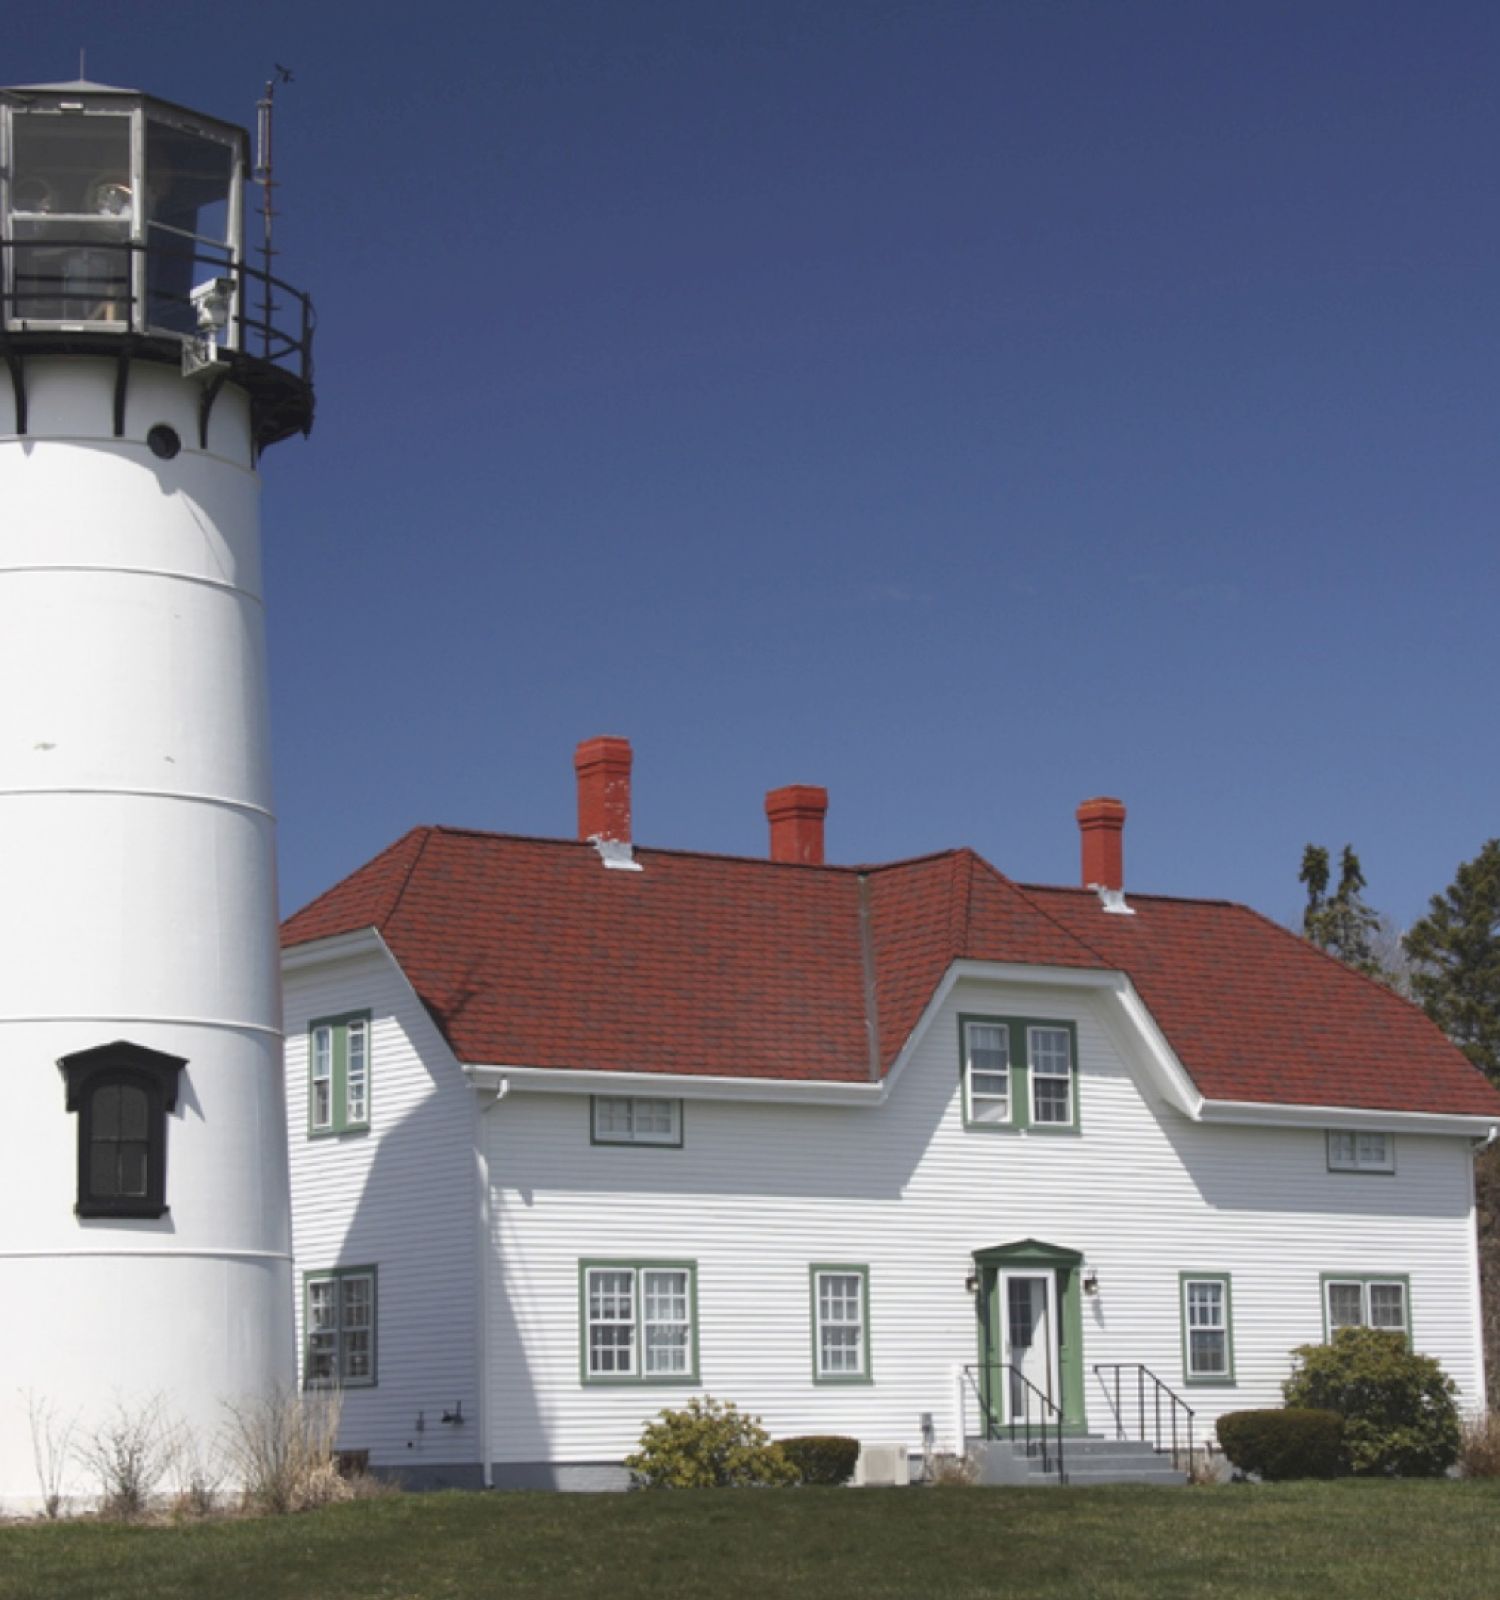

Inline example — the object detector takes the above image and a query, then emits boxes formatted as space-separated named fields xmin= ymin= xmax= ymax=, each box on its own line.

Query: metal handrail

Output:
xmin=1092 ymin=1362 xmax=1195 ymax=1471
xmin=963 ymin=1362 xmax=1066 ymax=1484
xmin=0 ymin=236 xmax=313 ymax=383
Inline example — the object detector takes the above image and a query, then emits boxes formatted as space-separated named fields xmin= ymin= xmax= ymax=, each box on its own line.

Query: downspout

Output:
xmin=473 ymin=1074 xmax=508 ymax=1489
xmin=1469 ymin=1125 xmax=1498 ymax=1414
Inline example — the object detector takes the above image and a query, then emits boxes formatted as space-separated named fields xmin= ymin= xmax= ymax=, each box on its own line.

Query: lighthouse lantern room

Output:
xmin=0 ymin=80 xmax=313 ymax=1510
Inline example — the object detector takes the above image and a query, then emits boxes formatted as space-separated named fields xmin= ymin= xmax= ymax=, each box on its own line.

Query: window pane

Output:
xmin=1030 ymin=1027 xmax=1071 ymax=1077
xmin=116 ymin=1141 xmax=148 ymax=1197
xmin=342 ymin=1329 xmax=372 ymax=1382
xmin=643 ymin=1270 xmax=690 ymax=1375
xmin=1369 ymin=1283 xmax=1406 ymax=1330
xmin=312 ymin=1028 xmax=332 ymax=1081
xmin=1190 ymin=1329 xmax=1227 ymax=1374
xmin=93 ymin=1083 xmax=121 ymax=1139
xmin=1032 ymin=1075 xmax=1071 ymax=1124
xmin=308 ymin=1280 xmax=336 ymax=1331
xmin=821 ymin=1325 xmax=861 ymax=1373
xmin=1329 ymin=1132 xmax=1356 ymax=1167
xmin=118 ymin=1085 xmax=149 ymax=1141
xmin=90 ymin=1140 xmax=119 ymax=1197
xmin=590 ymin=1324 xmax=634 ymax=1373
xmin=967 ymin=1024 xmax=1008 ymax=1075
xmin=1357 ymin=1133 xmax=1389 ymax=1168
xmin=342 ymin=1275 xmax=372 ymax=1329
xmin=1187 ymin=1281 xmax=1224 ymax=1328
xmin=346 ymin=1021 xmax=368 ymax=1123
xmin=594 ymin=1098 xmax=632 ymax=1136
xmin=635 ymin=1100 xmax=674 ymax=1136
xmin=1328 ymin=1283 xmax=1364 ymax=1329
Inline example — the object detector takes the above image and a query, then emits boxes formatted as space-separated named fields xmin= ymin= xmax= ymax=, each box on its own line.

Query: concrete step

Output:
xmin=974 ymin=1436 xmax=1188 ymax=1488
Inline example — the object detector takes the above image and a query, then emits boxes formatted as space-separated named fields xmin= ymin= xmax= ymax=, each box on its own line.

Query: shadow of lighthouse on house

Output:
xmin=0 ymin=75 xmax=314 ymax=1510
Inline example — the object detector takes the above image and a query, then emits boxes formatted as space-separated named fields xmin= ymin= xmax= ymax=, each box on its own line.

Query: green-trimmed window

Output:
xmin=1327 ymin=1131 xmax=1395 ymax=1173
xmin=960 ymin=1015 xmax=1079 ymax=1132
xmin=1180 ymin=1273 xmax=1235 ymax=1384
xmin=304 ymin=1267 xmax=377 ymax=1387
xmin=1323 ymin=1274 xmax=1409 ymax=1339
xmin=591 ymin=1096 xmax=682 ymax=1147
xmin=581 ymin=1261 xmax=697 ymax=1383
xmin=309 ymin=1012 xmax=371 ymax=1135
xmin=811 ymin=1265 xmax=871 ymax=1383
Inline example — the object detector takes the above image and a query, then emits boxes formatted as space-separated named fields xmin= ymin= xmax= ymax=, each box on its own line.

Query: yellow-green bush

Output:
xmin=625 ymin=1397 xmax=798 ymax=1488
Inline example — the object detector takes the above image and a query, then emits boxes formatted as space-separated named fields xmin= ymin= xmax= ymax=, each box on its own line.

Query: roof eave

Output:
xmin=1196 ymin=1098 xmax=1499 ymax=1138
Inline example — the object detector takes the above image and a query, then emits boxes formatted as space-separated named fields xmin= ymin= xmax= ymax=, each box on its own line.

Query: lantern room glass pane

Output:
xmin=145 ymin=118 xmax=236 ymax=335
xmin=6 ymin=111 xmax=134 ymax=325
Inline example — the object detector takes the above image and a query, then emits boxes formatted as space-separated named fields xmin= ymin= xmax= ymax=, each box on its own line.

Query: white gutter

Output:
xmin=464 ymin=1061 xmax=887 ymax=1107
xmin=1196 ymin=1101 xmax=1500 ymax=1138
xmin=281 ymin=926 xmax=388 ymax=972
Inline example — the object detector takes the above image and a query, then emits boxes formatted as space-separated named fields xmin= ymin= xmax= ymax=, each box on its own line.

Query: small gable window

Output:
xmin=61 ymin=1040 xmax=185 ymax=1219
xmin=591 ymin=1096 xmax=683 ymax=1147
xmin=960 ymin=1015 xmax=1079 ymax=1134
xmin=308 ymin=1012 xmax=372 ymax=1136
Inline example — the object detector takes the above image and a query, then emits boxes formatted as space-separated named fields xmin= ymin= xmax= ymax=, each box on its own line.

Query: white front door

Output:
xmin=998 ymin=1271 xmax=1059 ymax=1423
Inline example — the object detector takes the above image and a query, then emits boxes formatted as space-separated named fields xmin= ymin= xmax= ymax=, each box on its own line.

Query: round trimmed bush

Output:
xmin=1282 ymin=1326 xmax=1460 ymax=1477
xmin=624 ymin=1397 xmax=797 ymax=1488
xmin=1216 ymin=1408 xmax=1344 ymax=1480
xmin=779 ymin=1435 xmax=860 ymax=1486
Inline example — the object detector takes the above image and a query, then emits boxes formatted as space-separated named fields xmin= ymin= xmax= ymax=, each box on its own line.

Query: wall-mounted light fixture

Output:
xmin=441 ymin=1401 xmax=465 ymax=1426
xmin=1083 ymin=1269 xmax=1100 ymax=1296
xmin=964 ymin=1272 xmax=979 ymax=1295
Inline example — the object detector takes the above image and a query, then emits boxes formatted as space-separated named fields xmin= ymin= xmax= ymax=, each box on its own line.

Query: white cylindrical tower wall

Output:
xmin=0 ymin=357 xmax=293 ymax=1508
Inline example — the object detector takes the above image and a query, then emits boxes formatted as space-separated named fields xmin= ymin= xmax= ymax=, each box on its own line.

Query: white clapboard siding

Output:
xmin=483 ymin=977 xmax=1484 ymax=1467
xmin=285 ymin=950 xmax=479 ymax=1470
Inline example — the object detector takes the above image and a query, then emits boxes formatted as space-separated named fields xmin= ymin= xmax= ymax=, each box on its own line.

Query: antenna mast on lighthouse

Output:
xmin=254 ymin=64 xmax=293 ymax=359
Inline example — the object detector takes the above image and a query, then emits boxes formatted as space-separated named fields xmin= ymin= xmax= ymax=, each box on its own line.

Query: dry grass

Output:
xmin=1458 ymin=1412 xmax=1500 ymax=1479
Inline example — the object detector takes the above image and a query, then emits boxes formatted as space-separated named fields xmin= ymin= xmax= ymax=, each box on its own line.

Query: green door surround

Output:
xmin=972 ymin=1239 xmax=1087 ymax=1434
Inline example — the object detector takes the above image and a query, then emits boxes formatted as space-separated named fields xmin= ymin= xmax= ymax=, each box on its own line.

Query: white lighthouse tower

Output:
xmin=0 ymin=80 xmax=313 ymax=1507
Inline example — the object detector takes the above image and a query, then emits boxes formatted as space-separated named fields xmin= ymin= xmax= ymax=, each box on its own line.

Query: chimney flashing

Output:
xmin=592 ymin=836 xmax=643 ymax=873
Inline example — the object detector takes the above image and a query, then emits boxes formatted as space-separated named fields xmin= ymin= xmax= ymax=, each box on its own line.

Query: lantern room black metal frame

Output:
xmin=0 ymin=235 xmax=314 ymax=452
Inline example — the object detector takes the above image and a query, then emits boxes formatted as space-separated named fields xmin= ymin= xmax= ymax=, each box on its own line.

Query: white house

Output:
xmin=281 ymin=736 xmax=1500 ymax=1489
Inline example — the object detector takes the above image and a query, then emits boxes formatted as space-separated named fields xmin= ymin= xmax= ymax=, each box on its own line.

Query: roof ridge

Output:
xmin=1020 ymin=881 xmax=1240 ymax=909
xmin=1008 ymin=874 xmax=1117 ymax=970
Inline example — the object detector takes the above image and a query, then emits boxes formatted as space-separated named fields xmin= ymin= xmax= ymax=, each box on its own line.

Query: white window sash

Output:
xmin=592 ymin=1097 xmax=681 ymax=1145
xmin=310 ymin=1026 xmax=333 ymax=1130
xmin=345 ymin=1020 xmax=368 ymax=1126
xmin=1183 ymin=1279 xmax=1229 ymax=1376
xmin=1028 ymin=1026 xmax=1073 ymax=1125
xmin=815 ymin=1271 xmax=866 ymax=1378
xmin=965 ymin=1024 xmax=1010 ymax=1124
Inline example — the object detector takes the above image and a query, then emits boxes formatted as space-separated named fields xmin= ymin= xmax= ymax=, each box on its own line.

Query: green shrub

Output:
xmin=1216 ymin=1408 xmax=1344 ymax=1480
xmin=1282 ymin=1326 xmax=1461 ymax=1477
xmin=779 ymin=1436 xmax=859 ymax=1486
xmin=624 ymin=1397 xmax=798 ymax=1489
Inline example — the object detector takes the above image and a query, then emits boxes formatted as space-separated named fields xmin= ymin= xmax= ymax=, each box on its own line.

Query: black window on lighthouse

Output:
xmin=60 ymin=1041 xmax=185 ymax=1219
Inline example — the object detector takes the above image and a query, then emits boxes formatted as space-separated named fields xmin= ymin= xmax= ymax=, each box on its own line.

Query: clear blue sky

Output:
xmin=10 ymin=1 xmax=1498 ymax=928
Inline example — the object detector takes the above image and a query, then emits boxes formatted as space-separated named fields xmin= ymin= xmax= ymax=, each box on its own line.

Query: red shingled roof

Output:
xmin=282 ymin=827 xmax=1500 ymax=1116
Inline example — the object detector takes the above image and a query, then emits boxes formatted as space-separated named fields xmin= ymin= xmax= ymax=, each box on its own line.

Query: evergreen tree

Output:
xmin=1404 ymin=839 xmax=1500 ymax=1084
xmin=1300 ymin=843 xmax=1383 ymax=980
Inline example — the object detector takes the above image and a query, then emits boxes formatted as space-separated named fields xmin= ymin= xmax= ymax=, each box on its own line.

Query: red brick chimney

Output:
xmin=575 ymin=736 xmax=632 ymax=843
xmin=766 ymin=785 xmax=828 ymax=865
xmin=1077 ymin=797 xmax=1126 ymax=891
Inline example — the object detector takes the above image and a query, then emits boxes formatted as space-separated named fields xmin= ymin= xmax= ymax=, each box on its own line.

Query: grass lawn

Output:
xmin=4 ymin=1480 xmax=1499 ymax=1600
